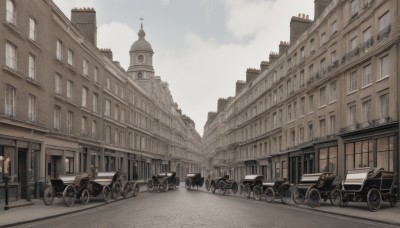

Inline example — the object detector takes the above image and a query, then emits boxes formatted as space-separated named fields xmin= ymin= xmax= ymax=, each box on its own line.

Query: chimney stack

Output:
xmin=269 ymin=52 xmax=279 ymax=63
xmin=71 ymin=8 xmax=97 ymax=46
xmin=246 ymin=68 xmax=260 ymax=83
xmin=314 ymin=0 xmax=331 ymax=20
xmin=260 ymin=61 xmax=270 ymax=71
xmin=217 ymin=98 xmax=229 ymax=113
xmin=236 ymin=80 xmax=246 ymax=95
xmin=290 ymin=13 xmax=312 ymax=44
xmin=279 ymin=41 xmax=290 ymax=55
xmin=100 ymin=48 xmax=113 ymax=60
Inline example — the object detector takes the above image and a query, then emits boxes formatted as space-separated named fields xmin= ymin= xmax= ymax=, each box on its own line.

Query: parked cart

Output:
xmin=331 ymin=167 xmax=398 ymax=212
xmin=239 ymin=175 xmax=264 ymax=198
xmin=292 ymin=172 xmax=338 ymax=208
xmin=253 ymin=178 xmax=291 ymax=203
xmin=185 ymin=173 xmax=204 ymax=190
xmin=209 ymin=175 xmax=238 ymax=195
xmin=147 ymin=172 xmax=178 ymax=192
xmin=88 ymin=171 xmax=122 ymax=201
xmin=121 ymin=180 xmax=140 ymax=198
xmin=43 ymin=173 xmax=90 ymax=207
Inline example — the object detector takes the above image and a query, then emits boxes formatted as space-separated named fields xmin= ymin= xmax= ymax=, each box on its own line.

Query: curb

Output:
xmin=2 ymin=191 xmax=147 ymax=227
xmin=197 ymin=187 xmax=400 ymax=226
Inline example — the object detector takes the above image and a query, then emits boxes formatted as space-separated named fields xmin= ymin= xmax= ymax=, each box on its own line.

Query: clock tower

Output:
xmin=127 ymin=20 xmax=154 ymax=80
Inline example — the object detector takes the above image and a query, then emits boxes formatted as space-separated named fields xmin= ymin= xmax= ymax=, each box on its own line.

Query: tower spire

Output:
xmin=140 ymin=16 xmax=144 ymax=29
xmin=138 ymin=16 xmax=145 ymax=39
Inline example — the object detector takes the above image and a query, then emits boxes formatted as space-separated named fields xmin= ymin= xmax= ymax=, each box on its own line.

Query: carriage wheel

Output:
xmin=162 ymin=179 xmax=169 ymax=192
xmin=265 ymin=187 xmax=275 ymax=203
xmin=133 ymin=184 xmax=140 ymax=197
xmin=330 ymin=189 xmax=342 ymax=206
xmin=80 ymin=189 xmax=90 ymax=205
xmin=210 ymin=182 xmax=216 ymax=193
xmin=185 ymin=179 xmax=192 ymax=190
xmin=367 ymin=188 xmax=381 ymax=212
xmin=43 ymin=186 xmax=55 ymax=205
xmin=121 ymin=182 xmax=130 ymax=198
xmin=218 ymin=181 xmax=227 ymax=195
xmin=63 ymin=185 xmax=77 ymax=207
xmin=308 ymin=188 xmax=321 ymax=208
xmin=102 ymin=185 xmax=111 ymax=201
xmin=147 ymin=180 xmax=154 ymax=192
xmin=292 ymin=187 xmax=305 ymax=205
xmin=171 ymin=181 xmax=176 ymax=190
xmin=280 ymin=187 xmax=292 ymax=204
xmin=231 ymin=182 xmax=238 ymax=195
xmin=238 ymin=184 xmax=244 ymax=195
xmin=244 ymin=184 xmax=251 ymax=198
xmin=112 ymin=181 xmax=122 ymax=199
xmin=253 ymin=186 xmax=262 ymax=201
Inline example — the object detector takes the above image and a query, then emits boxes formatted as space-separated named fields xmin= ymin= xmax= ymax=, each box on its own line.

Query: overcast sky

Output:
xmin=54 ymin=0 xmax=315 ymax=136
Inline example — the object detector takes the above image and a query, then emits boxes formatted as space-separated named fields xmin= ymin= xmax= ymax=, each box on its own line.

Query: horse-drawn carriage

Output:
xmin=209 ymin=175 xmax=239 ymax=195
xmin=43 ymin=173 xmax=90 ymax=207
xmin=239 ymin=175 xmax=264 ymax=198
xmin=292 ymin=172 xmax=339 ymax=208
xmin=148 ymin=172 xmax=179 ymax=192
xmin=185 ymin=173 xmax=204 ymax=190
xmin=331 ymin=167 xmax=398 ymax=212
xmin=253 ymin=178 xmax=291 ymax=203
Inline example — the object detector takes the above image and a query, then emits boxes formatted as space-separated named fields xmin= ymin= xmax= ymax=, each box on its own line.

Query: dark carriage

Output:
xmin=238 ymin=175 xmax=264 ymax=198
xmin=43 ymin=173 xmax=90 ymax=207
xmin=331 ymin=167 xmax=398 ymax=212
xmin=88 ymin=171 xmax=122 ymax=201
xmin=148 ymin=172 xmax=179 ymax=192
xmin=252 ymin=178 xmax=291 ymax=203
xmin=121 ymin=180 xmax=140 ymax=198
xmin=166 ymin=172 xmax=180 ymax=190
xmin=209 ymin=175 xmax=238 ymax=195
xmin=292 ymin=172 xmax=339 ymax=208
xmin=185 ymin=173 xmax=204 ymax=190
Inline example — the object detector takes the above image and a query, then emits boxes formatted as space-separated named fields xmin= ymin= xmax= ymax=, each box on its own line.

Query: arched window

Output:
xmin=137 ymin=72 xmax=143 ymax=79
xmin=6 ymin=0 xmax=16 ymax=24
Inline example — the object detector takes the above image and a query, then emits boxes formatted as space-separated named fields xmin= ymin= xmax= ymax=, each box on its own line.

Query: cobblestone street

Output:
xmin=14 ymin=185 xmax=395 ymax=228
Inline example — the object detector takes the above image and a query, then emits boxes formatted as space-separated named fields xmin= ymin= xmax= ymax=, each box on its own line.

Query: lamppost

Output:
xmin=0 ymin=156 xmax=10 ymax=210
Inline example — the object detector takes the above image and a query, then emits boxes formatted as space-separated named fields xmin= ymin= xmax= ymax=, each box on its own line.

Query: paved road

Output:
xmin=16 ymin=186 xmax=394 ymax=228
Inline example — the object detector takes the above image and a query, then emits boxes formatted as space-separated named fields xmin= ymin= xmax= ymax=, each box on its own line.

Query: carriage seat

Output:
xmin=317 ymin=173 xmax=336 ymax=189
xmin=368 ymin=167 xmax=384 ymax=178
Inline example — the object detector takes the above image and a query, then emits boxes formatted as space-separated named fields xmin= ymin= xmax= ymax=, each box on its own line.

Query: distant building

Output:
xmin=202 ymin=0 xmax=399 ymax=183
xmin=0 ymin=0 xmax=201 ymax=201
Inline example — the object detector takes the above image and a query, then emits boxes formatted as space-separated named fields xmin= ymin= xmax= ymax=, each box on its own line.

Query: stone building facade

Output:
xmin=203 ymin=0 xmax=400 ymax=184
xmin=0 ymin=0 xmax=201 ymax=201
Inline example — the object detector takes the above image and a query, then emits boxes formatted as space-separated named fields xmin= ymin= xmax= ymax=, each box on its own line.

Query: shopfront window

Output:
xmin=319 ymin=146 xmax=337 ymax=173
xmin=65 ymin=157 xmax=74 ymax=174
xmin=282 ymin=161 xmax=288 ymax=178
xmin=275 ymin=162 xmax=281 ymax=178
xmin=377 ymin=137 xmax=393 ymax=171
xmin=345 ymin=136 xmax=394 ymax=171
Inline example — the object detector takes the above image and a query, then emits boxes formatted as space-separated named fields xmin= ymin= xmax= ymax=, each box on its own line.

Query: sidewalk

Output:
xmin=200 ymin=188 xmax=400 ymax=226
xmin=2 ymin=185 xmax=400 ymax=227
xmin=0 ymin=182 xmax=149 ymax=228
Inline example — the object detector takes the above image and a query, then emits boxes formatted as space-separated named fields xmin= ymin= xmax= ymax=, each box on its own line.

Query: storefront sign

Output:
xmin=17 ymin=141 xmax=28 ymax=148
xmin=0 ymin=138 xmax=15 ymax=147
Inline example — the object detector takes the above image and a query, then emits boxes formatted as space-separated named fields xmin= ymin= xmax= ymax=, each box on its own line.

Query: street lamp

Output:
xmin=0 ymin=156 xmax=9 ymax=210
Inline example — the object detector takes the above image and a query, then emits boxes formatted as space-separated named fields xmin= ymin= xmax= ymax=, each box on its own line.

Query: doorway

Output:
xmin=18 ymin=150 xmax=27 ymax=199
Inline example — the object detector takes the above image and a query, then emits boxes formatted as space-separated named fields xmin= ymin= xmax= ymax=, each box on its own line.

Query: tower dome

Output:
xmin=130 ymin=23 xmax=153 ymax=53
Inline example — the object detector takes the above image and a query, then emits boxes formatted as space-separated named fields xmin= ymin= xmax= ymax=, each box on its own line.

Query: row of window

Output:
xmin=229 ymin=6 xmax=390 ymax=122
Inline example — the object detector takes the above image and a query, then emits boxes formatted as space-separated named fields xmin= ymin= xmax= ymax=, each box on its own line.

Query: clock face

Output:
xmin=138 ymin=55 xmax=144 ymax=62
